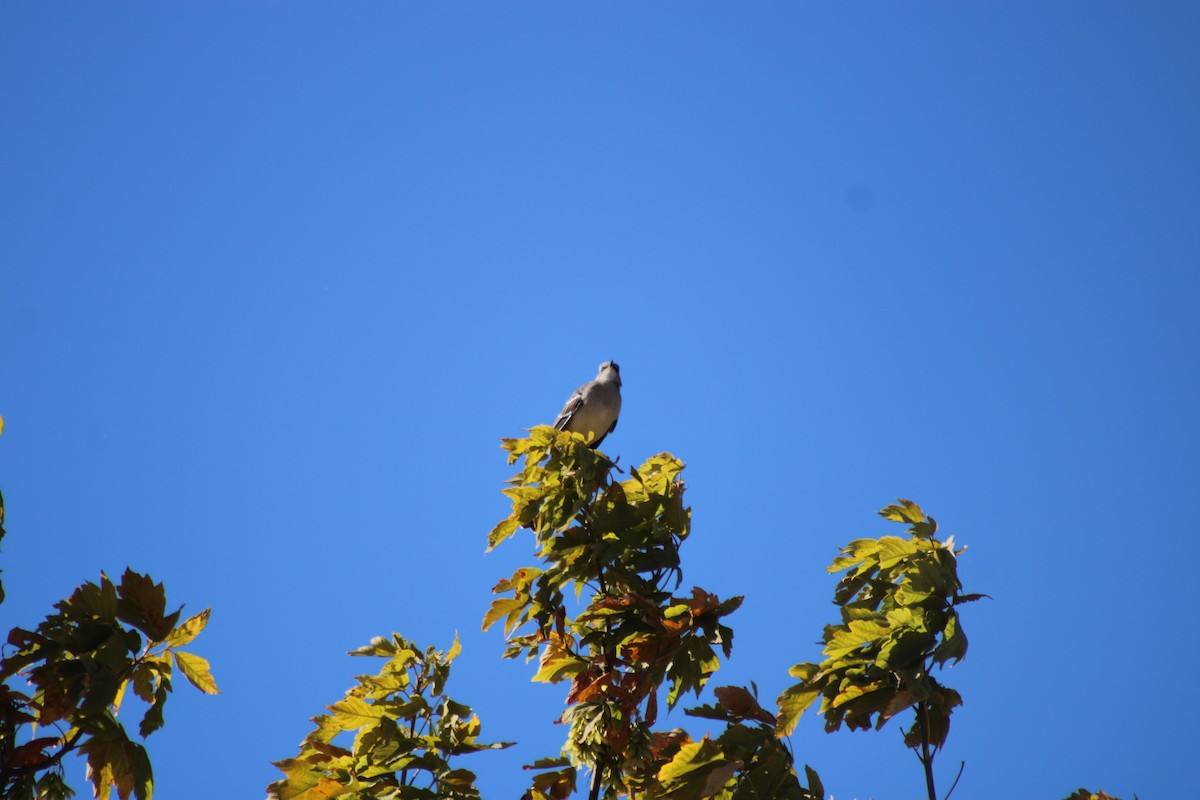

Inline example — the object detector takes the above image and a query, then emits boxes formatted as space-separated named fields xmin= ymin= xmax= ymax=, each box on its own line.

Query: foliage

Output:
xmin=0 ymin=569 xmax=217 ymax=800
xmin=2 ymin=411 xmax=1128 ymax=798
xmin=0 ymin=417 xmax=217 ymax=800
xmin=486 ymin=427 xmax=822 ymax=800
xmin=776 ymin=499 xmax=984 ymax=800
xmin=268 ymin=633 xmax=513 ymax=800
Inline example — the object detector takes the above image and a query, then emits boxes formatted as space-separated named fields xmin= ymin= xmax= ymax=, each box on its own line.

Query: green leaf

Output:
xmin=775 ymin=678 xmax=821 ymax=735
xmin=879 ymin=499 xmax=925 ymax=524
xmin=656 ymin=737 xmax=727 ymax=786
xmin=876 ymin=629 xmax=935 ymax=670
xmin=824 ymin=618 xmax=888 ymax=660
xmin=829 ymin=538 xmax=881 ymax=573
xmin=933 ymin=614 xmax=968 ymax=665
xmin=171 ymin=650 xmax=219 ymax=695
xmin=876 ymin=536 xmax=919 ymax=569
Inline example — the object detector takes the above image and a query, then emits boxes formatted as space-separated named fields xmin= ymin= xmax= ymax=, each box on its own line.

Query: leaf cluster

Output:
xmin=654 ymin=684 xmax=823 ymax=800
xmin=487 ymin=429 xmax=821 ymax=800
xmin=0 ymin=568 xmax=216 ymax=800
xmin=487 ymin=428 xmax=723 ymax=702
xmin=776 ymin=500 xmax=983 ymax=757
xmin=268 ymin=634 xmax=513 ymax=800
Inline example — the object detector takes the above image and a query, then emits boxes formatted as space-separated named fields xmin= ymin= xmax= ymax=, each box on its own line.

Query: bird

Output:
xmin=553 ymin=361 xmax=622 ymax=448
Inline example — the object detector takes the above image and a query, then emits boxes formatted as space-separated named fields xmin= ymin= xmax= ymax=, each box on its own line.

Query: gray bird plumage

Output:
xmin=553 ymin=361 xmax=622 ymax=448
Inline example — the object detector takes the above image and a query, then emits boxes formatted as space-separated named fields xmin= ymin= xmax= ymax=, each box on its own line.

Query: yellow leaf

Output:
xmin=656 ymin=737 xmax=725 ymax=785
xmin=112 ymin=680 xmax=127 ymax=715
xmin=328 ymin=696 xmax=383 ymax=729
xmin=532 ymin=634 xmax=584 ymax=684
xmin=166 ymin=608 xmax=211 ymax=648
xmin=481 ymin=597 xmax=524 ymax=633
xmin=172 ymin=650 xmax=220 ymax=694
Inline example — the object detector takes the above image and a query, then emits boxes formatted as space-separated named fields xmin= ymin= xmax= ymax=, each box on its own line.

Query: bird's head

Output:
xmin=598 ymin=361 xmax=621 ymax=386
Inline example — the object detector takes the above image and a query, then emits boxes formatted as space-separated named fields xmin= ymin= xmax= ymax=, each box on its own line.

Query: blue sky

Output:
xmin=2 ymin=3 xmax=1198 ymax=798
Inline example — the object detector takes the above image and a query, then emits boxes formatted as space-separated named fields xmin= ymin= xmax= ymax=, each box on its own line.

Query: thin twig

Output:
xmin=941 ymin=761 xmax=965 ymax=800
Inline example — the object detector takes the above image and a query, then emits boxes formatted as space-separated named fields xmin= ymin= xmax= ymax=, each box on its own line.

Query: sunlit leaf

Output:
xmin=165 ymin=609 xmax=210 ymax=648
xmin=776 ymin=681 xmax=821 ymax=736
xmin=777 ymin=500 xmax=983 ymax=756
xmin=532 ymin=636 xmax=585 ymax=684
xmin=878 ymin=499 xmax=925 ymax=524
xmin=482 ymin=597 xmax=525 ymax=634
xmin=824 ymin=618 xmax=888 ymax=660
xmin=657 ymin=737 xmax=728 ymax=798
xmin=171 ymin=651 xmax=219 ymax=695
xmin=446 ymin=632 xmax=462 ymax=662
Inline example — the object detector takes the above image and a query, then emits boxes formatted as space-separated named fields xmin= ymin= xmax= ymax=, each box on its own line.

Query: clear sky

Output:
xmin=2 ymin=3 xmax=1198 ymax=799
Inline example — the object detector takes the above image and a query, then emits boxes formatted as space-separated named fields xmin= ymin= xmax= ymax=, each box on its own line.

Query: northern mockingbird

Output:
xmin=553 ymin=361 xmax=622 ymax=448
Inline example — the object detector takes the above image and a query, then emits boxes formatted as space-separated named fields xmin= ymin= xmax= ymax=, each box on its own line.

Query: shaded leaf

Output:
xmin=713 ymin=685 xmax=775 ymax=725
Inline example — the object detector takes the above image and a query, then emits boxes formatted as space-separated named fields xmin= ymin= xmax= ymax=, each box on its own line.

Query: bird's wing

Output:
xmin=553 ymin=387 xmax=586 ymax=430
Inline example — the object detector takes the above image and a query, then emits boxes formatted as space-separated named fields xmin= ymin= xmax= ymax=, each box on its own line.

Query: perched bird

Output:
xmin=553 ymin=361 xmax=622 ymax=448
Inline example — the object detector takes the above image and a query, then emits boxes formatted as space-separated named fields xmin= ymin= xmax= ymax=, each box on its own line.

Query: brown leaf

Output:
xmin=715 ymin=685 xmax=776 ymax=725
xmin=645 ymin=679 xmax=659 ymax=726
xmin=882 ymin=689 xmax=913 ymax=720
xmin=648 ymin=729 xmax=692 ymax=761
xmin=565 ymin=667 xmax=606 ymax=705
xmin=620 ymin=635 xmax=667 ymax=665
xmin=6 ymin=737 xmax=60 ymax=767
xmin=688 ymin=587 xmax=720 ymax=616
